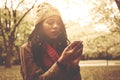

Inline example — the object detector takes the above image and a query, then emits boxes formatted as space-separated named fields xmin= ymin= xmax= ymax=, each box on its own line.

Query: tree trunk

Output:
xmin=4 ymin=41 xmax=14 ymax=68
xmin=5 ymin=51 xmax=12 ymax=68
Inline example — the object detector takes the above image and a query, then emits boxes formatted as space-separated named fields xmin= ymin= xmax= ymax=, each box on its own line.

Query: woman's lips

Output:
xmin=51 ymin=31 xmax=59 ymax=35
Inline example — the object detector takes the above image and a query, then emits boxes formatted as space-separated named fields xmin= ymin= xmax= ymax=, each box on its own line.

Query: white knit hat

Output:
xmin=34 ymin=2 xmax=61 ymax=26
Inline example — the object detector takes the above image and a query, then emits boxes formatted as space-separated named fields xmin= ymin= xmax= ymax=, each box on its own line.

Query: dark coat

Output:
xmin=20 ymin=42 xmax=81 ymax=80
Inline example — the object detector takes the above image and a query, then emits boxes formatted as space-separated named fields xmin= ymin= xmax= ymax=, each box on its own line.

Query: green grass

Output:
xmin=0 ymin=66 xmax=22 ymax=80
xmin=80 ymin=66 xmax=120 ymax=80
xmin=0 ymin=65 xmax=120 ymax=80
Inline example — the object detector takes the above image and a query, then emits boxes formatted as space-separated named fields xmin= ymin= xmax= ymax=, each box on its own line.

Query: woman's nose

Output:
xmin=53 ymin=23 xmax=59 ymax=29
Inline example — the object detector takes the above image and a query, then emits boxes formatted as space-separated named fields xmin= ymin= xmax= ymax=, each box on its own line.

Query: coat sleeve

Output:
xmin=20 ymin=43 xmax=44 ymax=80
xmin=20 ymin=43 xmax=68 ymax=80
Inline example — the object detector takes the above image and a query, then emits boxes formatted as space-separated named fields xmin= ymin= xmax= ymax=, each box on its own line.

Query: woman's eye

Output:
xmin=57 ymin=22 xmax=62 ymax=25
xmin=47 ymin=20 xmax=54 ymax=25
xmin=46 ymin=19 xmax=62 ymax=26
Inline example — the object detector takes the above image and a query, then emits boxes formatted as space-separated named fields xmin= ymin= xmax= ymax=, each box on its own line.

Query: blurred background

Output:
xmin=0 ymin=0 xmax=120 ymax=80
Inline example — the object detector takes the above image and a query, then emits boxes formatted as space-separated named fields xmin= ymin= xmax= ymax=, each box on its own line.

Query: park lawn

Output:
xmin=0 ymin=65 xmax=120 ymax=80
xmin=0 ymin=66 xmax=22 ymax=80
xmin=80 ymin=66 xmax=120 ymax=80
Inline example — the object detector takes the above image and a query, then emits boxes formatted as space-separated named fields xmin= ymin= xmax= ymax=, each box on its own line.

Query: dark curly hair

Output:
xmin=28 ymin=18 xmax=70 ymax=68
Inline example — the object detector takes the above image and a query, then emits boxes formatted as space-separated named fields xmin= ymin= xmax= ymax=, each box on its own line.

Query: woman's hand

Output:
xmin=58 ymin=41 xmax=83 ymax=65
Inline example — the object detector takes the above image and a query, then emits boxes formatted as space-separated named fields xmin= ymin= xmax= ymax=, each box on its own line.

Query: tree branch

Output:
xmin=11 ymin=1 xmax=36 ymax=36
xmin=0 ymin=22 xmax=7 ymax=52
xmin=16 ymin=0 xmax=24 ymax=10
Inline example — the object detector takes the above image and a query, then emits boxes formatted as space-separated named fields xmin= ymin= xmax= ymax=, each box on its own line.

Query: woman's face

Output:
xmin=42 ymin=16 xmax=62 ymax=39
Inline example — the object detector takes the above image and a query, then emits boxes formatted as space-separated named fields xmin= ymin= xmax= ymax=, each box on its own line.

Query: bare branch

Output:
xmin=11 ymin=0 xmax=13 ymax=9
xmin=11 ymin=1 xmax=36 ymax=35
xmin=5 ymin=0 xmax=7 ymax=6
xmin=16 ymin=0 xmax=24 ymax=10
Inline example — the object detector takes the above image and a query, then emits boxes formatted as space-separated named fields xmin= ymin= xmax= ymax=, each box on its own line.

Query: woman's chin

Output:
xmin=49 ymin=36 xmax=58 ymax=40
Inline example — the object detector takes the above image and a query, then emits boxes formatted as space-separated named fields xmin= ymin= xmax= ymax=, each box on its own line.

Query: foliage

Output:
xmin=66 ymin=0 xmax=120 ymax=60
xmin=83 ymin=32 xmax=120 ymax=60
xmin=15 ymin=11 xmax=34 ymax=46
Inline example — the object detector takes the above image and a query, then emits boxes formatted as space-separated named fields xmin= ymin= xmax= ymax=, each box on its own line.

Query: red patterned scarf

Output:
xmin=43 ymin=43 xmax=59 ymax=68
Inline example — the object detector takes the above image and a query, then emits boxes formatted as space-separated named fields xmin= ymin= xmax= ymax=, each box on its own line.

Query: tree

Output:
xmin=0 ymin=0 xmax=36 ymax=67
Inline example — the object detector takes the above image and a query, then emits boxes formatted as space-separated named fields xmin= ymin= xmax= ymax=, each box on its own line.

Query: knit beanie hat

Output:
xmin=34 ymin=2 xmax=61 ymax=26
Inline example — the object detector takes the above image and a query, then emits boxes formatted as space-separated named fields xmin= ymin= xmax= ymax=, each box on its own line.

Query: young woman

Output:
xmin=20 ymin=2 xmax=83 ymax=80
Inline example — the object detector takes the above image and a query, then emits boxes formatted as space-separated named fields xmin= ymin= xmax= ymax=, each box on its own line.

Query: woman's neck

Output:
xmin=45 ymin=37 xmax=57 ymax=48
